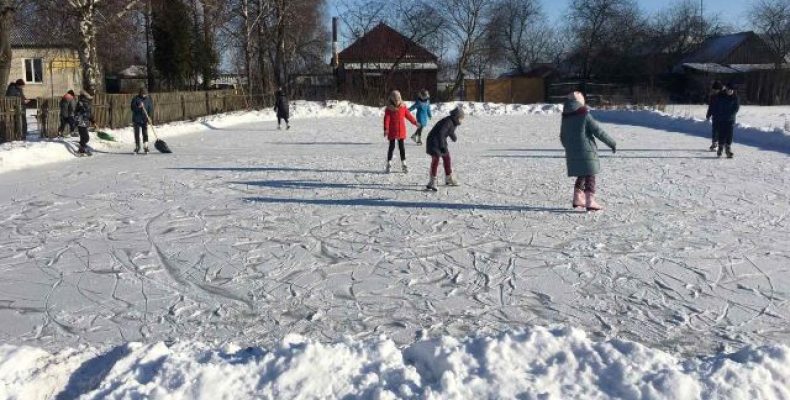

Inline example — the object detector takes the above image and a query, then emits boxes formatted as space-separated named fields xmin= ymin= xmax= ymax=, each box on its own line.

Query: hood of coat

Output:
xmin=562 ymin=100 xmax=588 ymax=117
xmin=387 ymin=90 xmax=403 ymax=110
xmin=450 ymin=106 xmax=464 ymax=126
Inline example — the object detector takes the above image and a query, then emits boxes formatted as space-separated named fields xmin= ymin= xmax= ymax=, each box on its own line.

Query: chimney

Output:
xmin=332 ymin=17 xmax=339 ymax=68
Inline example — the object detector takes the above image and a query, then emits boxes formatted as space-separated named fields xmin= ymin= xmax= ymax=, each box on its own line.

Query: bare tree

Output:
xmin=489 ymin=0 xmax=548 ymax=74
xmin=751 ymin=0 xmax=790 ymax=66
xmin=567 ymin=0 xmax=642 ymax=80
xmin=0 ymin=0 xmax=13 ymax=86
xmin=437 ymin=0 xmax=494 ymax=98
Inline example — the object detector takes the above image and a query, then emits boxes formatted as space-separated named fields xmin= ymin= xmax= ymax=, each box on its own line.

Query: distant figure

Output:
xmin=74 ymin=91 xmax=95 ymax=155
xmin=409 ymin=89 xmax=432 ymax=144
xmin=383 ymin=90 xmax=419 ymax=173
xmin=274 ymin=88 xmax=290 ymax=130
xmin=131 ymin=87 xmax=154 ymax=154
xmin=709 ymin=83 xmax=740 ymax=159
xmin=58 ymin=90 xmax=77 ymax=137
xmin=560 ymin=91 xmax=617 ymax=211
xmin=6 ymin=79 xmax=29 ymax=139
xmin=705 ymin=80 xmax=724 ymax=151
xmin=424 ymin=106 xmax=463 ymax=191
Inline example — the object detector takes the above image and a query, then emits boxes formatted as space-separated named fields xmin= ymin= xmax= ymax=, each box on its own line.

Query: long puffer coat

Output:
xmin=560 ymin=100 xmax=616 ymax=177
xmin=425 ymin=115 xmax=460 ymax=156
xmin=274 ymin=90 xmax=289 ymax=118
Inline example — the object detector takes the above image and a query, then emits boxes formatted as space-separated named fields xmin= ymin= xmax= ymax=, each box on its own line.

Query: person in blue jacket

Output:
xmin=131 ymin=87 xmax=154 ymax=154
xmin=409 ymin=89 xmax=432 ymax=144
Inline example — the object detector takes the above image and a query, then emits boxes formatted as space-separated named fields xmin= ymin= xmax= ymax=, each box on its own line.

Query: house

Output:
xmin=674 ymin=31 xmax=785 ymax=103
xmin=335 ymin=23 xmax=438 ymax=104
xmin=9 ymin=26 xmax=82 ymax=100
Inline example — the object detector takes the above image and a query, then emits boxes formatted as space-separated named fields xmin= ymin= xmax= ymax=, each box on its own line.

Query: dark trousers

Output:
xmin=134 ymin=123 xmax=149 ymax=147
xmin=575 ymin=175 xmax=596 ymax=193
xmin=59 ymin=116 xmax=75 ymax=135
xmin=78 ymin=126 xmax=89 ymax=149
xmin=715 ymin=121 xmax=734 ymax=147
xmin=278 ymin=116 xmax=289 ymax=126
xmin=387 ymin=139 xmax=406 ymax=161
xmin=413 ymin=127 xmax=424 ymax=139
xmin=430 ymin=153 xmax=452 ymax=176
xmin=710 ymin=124 xmax=718 ymax=143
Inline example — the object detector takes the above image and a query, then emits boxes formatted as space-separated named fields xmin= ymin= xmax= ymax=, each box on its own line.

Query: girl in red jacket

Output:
xmin=384 ymin=90 xmax=419 ymax=173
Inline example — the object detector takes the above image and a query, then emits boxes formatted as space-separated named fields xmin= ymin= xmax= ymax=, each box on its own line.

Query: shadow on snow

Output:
xmin=243 ymin=196 xmax=574 ymax=213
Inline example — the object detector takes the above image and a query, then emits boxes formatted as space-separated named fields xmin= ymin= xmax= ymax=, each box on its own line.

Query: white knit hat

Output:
xmin=568 ymin=91 xmax=585 ymax=106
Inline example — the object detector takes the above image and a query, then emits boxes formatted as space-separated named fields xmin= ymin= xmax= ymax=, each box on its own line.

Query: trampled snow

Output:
xmin=0 ymin=101 xmax=788 ymax=399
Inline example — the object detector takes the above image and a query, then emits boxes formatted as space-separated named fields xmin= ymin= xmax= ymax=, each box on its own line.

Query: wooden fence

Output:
xmin=463 ymin=77 xmax=545 ymax=104
xmin=35 ymin=90 xmax=274 ymax=139
xmin=0 ymin=98 xmax=24 ymax=143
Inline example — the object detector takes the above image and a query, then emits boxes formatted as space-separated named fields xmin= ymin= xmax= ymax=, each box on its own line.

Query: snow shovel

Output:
xmin=96 ymin=130 xmax=116 ymax=141
xmin=142 ymin=107 xmax=172 ymax=153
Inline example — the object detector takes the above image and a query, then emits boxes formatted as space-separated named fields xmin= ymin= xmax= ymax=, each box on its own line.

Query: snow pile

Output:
xmin=0 ymin=101 xmax=562 ymax=175
xmin=594 ymin=107 xmax=790 ymax=154
xmin=1 ymin=327 xmax=788 ymax=400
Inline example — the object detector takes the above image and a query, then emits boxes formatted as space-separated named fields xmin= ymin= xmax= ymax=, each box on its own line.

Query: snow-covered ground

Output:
xmin=0 ymin=102 xmax=789 ymax=398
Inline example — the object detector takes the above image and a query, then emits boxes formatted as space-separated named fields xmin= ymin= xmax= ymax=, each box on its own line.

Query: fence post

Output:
xmin=222 ymin=92 xmax=228 ymax=113
xmin=181 ymin=93 xmax=187 ymax=120
xmin=205 ymin=91 xmax=211 ymax=115
xmin=15 ymin=100 xmax=24 ymax=141
xmin=108 ymin=96 xmax=115 ymax=129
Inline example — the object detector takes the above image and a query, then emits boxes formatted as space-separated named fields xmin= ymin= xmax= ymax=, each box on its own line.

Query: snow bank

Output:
xmin=1 ymin=327 xmax=787 ymax=400
xmin=0 ymin=101 xmax=561 ymax=175
xmin=594 ymin=107 xmax=790 ymax=155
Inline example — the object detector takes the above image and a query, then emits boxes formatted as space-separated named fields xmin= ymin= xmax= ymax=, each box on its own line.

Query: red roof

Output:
xmin=338 ymin=23 xmax=437 ymax=63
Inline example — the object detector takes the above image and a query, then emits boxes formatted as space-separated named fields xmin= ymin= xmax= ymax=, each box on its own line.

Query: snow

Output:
xmin=0 ymin=101 xmax=789 ymax=398
xmin=1 ymin=327 xmax=788 ymax=399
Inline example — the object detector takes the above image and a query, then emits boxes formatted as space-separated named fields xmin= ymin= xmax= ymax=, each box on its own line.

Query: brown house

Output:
xmin=336 ymin=23 xmax=438 ymax=104
xmin=674 ymin=31 xmax=786 ymax=104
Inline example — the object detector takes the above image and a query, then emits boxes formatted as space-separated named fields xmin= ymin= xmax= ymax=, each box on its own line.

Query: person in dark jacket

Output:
xmin=705 ymin=80 xmax=724 ymax=151
xmin=274 ymin=88 xmax=290 ymax=130
xmin=131 ymin=87 xmax=154 ymax=154
xmin=74 ymin=92 xmax=95 ymax=155
xmin=709 ymin=83 xmax=740 ymax=158
xmin=6 ymin=79 xmax=29 ymax=139
xmin=561 ymin=92 xmax=617 ymax=211
xmin=425 ymin=106 xmax=464 ymax=190
xmin=58 ymin=90 xmax=77 ymax=137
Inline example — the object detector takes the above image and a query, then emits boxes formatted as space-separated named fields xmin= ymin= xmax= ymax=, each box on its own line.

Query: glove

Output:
xmin=612 ymin=147 xmax=616 ymax=154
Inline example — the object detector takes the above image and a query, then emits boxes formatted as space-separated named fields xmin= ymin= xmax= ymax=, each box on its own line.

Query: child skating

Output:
xmin=409 ymin=89 xmax=432 ymax=144
xmin=705 ymin=81 xmax=723 ymax=151
xmin=383 ymin=90 xmax=419 ymax=173
xmin=74 ymin=91 xmax=95 ymax=156
xmin=560 ymin=92 xmax=616 ymax=211
xmin=274 ymin=88 xmax=290 ymax=130
xmin=709 ymin=83 xmax=740 ymax=158
xmin=425 ymin=106 xmax=464 ymax=191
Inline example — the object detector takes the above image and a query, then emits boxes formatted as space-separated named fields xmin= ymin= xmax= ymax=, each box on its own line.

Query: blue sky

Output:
xmin=327 ymin=0 xmax=755 ymax=30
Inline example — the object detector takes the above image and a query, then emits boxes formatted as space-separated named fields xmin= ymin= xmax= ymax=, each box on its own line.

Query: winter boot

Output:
xmin=709 ymin=142 xmax=717 ymax=152
xmin=445 ymin=174 xmax=459 ymax=186
xmin=401 ymin=161 xmax=409 ymax=174
xmin=585 ymin=192 xmax=602 ymax=212
xmin=725 ymin=146 xmax=733 ymax=158
xmin=385 ymin=161 xmax=392 ymax=174
xmin=573 ymin=189 xmax=585 ymax=209
xmin=426 ymin=176 xmax=437 ymax=191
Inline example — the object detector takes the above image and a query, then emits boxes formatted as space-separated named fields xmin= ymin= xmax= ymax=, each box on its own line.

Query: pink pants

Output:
xmin=430 ymin=154 xmax=452 ymax=177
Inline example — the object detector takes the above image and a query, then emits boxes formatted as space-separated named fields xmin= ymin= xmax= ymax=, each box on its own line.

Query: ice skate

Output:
xmin=134 ymin=145 xmax=141 ymax=154
xmin=144 ymin=142 xmax=150 ymax=154
xmin=385 ymin=161 xmax=392 ymax=174
xmin=445 ymin=174 xmax=459 ymax=186
xmin=426 ymin=176 xmax=437 ymax=191
xmin=573 ymin=189 xmax=585 ymax=209
xmin=287 ymin=124 xmax=291 ymax=130
xmin=586 ymin=192 xmax=602 ymax=212
xmin=725 ymin=146 xmax=733 ymax=159
xmin=709 ymin=143 xmax=717 ymax=152
xmin=717 ymin=147 xmax=723 ymax=158
xmin=411 ymin=133 xmax=418 ymax=143
xmin=401 ymin=161 xmax=409 ymax=174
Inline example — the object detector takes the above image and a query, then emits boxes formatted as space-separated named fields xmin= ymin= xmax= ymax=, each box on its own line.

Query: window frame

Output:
xmin=23 ymin=58 xmax=45 ymax=84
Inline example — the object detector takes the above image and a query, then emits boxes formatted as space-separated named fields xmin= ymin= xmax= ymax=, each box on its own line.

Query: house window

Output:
xmin=24 ymin=59 xmax=44 ymax=84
